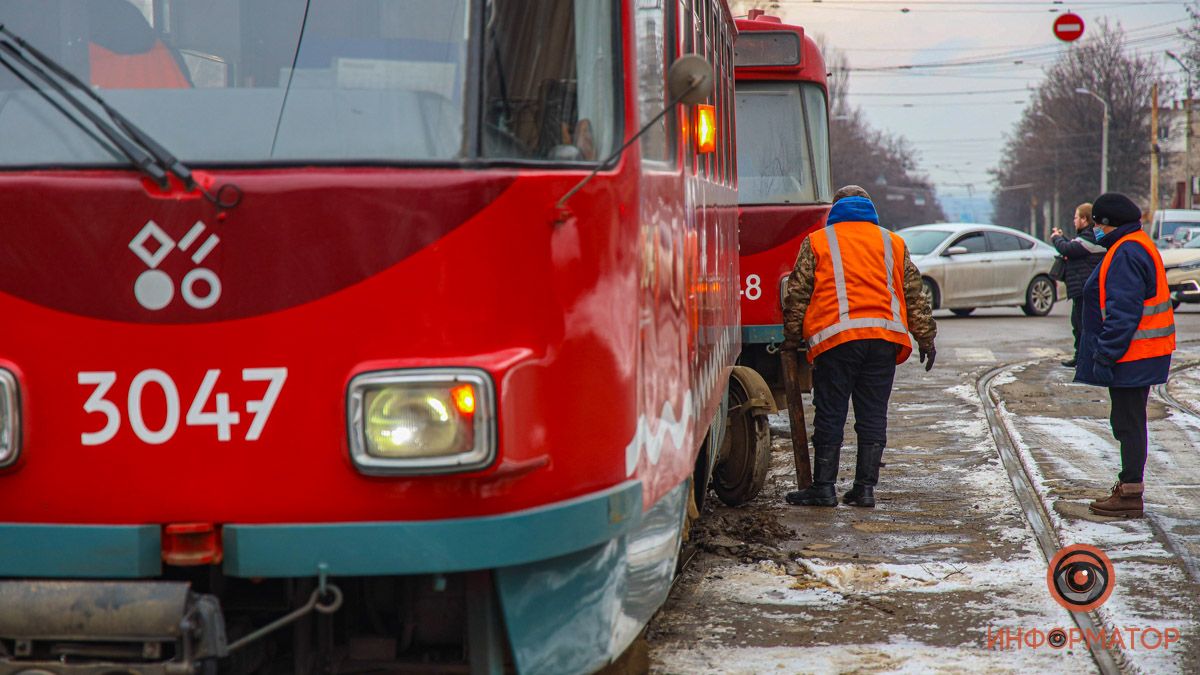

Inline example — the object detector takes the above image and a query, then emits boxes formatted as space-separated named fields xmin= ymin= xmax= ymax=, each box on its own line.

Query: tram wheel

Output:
xmin=713 ymin=367 xmax=772 ymax=506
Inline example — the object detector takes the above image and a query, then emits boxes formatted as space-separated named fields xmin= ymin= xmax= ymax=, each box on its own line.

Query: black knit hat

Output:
xmin=1091 ymin=192 xmax=1141 ymax=227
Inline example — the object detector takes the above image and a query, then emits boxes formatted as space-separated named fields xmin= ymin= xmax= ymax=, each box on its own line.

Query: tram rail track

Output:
xmin=1154 ymin=359 xmax=1200 ymax=420
xmin=978 ymin=361 xmax=1124 ymax=675
xmin=981 ymin=348 xmax=1200 ymax=674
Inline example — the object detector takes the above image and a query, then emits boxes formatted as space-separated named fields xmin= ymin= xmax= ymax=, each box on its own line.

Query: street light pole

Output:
xmin=1076 ymin=88 xmax=1109 ymax=194
xmin=1037 ymin=111 xmax=1061 ymax=237
xmin=1167 ymin=51 xmax=1194 ymax=208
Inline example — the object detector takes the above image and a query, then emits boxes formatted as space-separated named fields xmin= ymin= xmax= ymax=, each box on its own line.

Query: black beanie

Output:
xmin=1092 ymin=192 xmax=1141 ymax=227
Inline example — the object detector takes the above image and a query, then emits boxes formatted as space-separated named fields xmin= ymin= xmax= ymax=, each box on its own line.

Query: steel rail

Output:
xmin=1148 ymin=354 xmax=1200 ymax=586
xmin=1153 ymin=358 xmax=1200 ymax=420
xmin=978 ymin=362 xmax=1124 ymax=675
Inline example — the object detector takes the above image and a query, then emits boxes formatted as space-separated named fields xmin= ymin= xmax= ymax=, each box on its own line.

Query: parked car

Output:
xmin=897 ymin=223 xmax=1061 ymax=317
xmin=1168 ymin=225 xmax=1200 ymax=248
xmin=1162 ymin=236 xmax=1200 ymax=308
xmin=1150 ymin=209 xmax=1200 ymax=247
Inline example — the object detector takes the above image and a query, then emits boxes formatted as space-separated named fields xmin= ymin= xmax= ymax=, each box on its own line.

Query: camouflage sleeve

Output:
xmin=902 ymin=249 xmax=937 ymax=349
xmin=782 ymin=239 xmax=815 ymax=345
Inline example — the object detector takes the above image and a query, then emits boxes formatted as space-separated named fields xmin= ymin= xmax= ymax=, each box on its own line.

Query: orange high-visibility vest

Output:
xmin=802 ymin=221 xmax=912 ymax=363
xmin=89 ymin=41 xmax=190 ymax=90
xmin=1098 ymin=229 xmax=1175 ymax=362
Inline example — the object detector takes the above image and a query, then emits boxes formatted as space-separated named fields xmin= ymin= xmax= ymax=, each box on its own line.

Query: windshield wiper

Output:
xmin=0 ymin=24 xmax=193 ymax=190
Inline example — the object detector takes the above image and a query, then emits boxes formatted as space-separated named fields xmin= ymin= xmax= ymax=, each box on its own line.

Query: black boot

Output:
xmin=843 ymin=443 xmax=884 ymax=507
xmin=786 ymin=445 xmax=839 ymax=506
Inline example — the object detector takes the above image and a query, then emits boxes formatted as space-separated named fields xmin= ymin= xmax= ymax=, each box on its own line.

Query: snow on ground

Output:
xmin=995 ymin=400 xmax=1198 ymax=674
xmin=653 ymin=642 xmax=1092 ymax=675
xmin=703 ymin=561 xmax=847 ymax=609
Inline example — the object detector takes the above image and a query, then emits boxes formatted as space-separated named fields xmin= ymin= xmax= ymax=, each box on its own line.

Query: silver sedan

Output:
xmin=897 ymin=223 xmax=1061 ymax=317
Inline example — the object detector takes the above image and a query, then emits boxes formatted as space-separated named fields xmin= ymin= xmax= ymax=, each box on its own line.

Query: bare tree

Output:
xmin=822 ymin=42 xmax=946 ymax=228
xmin=732 ymin=4 xmax=945 ymax=226
xmin=993 ymin=20 xmax=1167 ymax=234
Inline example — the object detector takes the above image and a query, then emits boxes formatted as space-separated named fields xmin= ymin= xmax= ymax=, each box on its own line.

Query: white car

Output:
xmin=897 ymin=223 xmax=1061 ymax=317
xmin=1150 ymin=209 xmax=1200 ymax=247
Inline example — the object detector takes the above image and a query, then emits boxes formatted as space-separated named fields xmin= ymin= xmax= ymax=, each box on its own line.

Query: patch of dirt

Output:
xmin=687 ymin=506 xmax=803 ymax=572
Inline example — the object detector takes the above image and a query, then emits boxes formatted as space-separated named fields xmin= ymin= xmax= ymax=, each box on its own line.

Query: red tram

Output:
xmin=0 ymin=1 xmax=749 ymax=673
xmin=733 ymin=11 xmax=832 ymax=399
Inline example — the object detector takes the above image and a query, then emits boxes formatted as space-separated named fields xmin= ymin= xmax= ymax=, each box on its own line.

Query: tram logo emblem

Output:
xmin=1046 ymin=543 xmax=1115 ymax=613
xmin=129 ymin=220 xmax=222 ymax=311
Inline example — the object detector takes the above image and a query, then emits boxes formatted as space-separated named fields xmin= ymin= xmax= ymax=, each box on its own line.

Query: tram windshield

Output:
xmin=0 ymin=0 xmax=617 ymax=167
xmin=735 ymin=81 xmax=831 ymax=205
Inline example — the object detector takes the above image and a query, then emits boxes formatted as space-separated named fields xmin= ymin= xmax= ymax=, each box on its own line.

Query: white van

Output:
xmin=1150 ymin=209 xmax=1200 ymax=246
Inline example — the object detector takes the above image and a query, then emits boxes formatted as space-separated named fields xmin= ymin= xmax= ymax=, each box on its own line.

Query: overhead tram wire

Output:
xmin=837 ymin=19 xmax=1185 ymax=52
xmin=863 ymin=100 xmax=1028 ymax=107
xmin=777 ymin=0 xmax=1186 ymax=12
xmin=838 ymin=25 xmax=1182 ymax=73
xmin=850 ymin=87 xmax=1031 ymax=96
xmin=848 ymin=30 xmax=1179 ymax=72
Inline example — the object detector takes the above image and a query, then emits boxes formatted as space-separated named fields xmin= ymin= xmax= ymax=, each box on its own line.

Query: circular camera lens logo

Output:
xmin=1046 ymin=544 xmax=1115 ymax=612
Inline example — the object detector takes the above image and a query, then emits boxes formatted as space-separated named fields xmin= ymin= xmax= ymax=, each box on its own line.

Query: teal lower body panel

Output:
xmin=742 ymin=324 xmax=784 ymax=345
xmin=495 ymin=479 xmax=688 ymax=675
xmin=224 ymin=480 xmax=643 ymax=578
xmin=0 ymin=524 xmax=160 ymax=578
xmin=0 ymin=478 xmax=688 ymax=675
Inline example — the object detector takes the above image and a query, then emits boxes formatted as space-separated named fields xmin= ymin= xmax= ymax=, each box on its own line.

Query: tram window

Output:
xmin=0 ymin=0 xmax=621 ymax=167
xmin=481 ymin=0 xmax=617 ymax=162
xmin=735 ymin=82 xmax=827 ymax=205
xmin=636 ymin=0 xmax=673 ymax=164
xmin=803 ymin=85 xmax=833 ymax=202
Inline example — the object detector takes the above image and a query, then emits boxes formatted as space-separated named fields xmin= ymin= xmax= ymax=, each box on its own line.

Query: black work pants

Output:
xmin=811 ymin=339 xmax=897 ymax=449
xmin=1109 ymin=386 xmax=1150 ymax=484
xmin=1070 ymin=298 xmax=1083 ymax=355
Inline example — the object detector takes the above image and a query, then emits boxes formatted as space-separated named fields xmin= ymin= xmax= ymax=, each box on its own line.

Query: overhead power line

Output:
xmin=847 ymin=29 xmax=1179 ymax=72
xmin=849 ymin=87 xmax=1031 ymax=97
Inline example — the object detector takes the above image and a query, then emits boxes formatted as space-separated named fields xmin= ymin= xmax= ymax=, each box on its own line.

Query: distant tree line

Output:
xmin=991 ymin=21 xmax=1166 ymax=236
xmin=824 ymin=43 xmax=948 ymax=229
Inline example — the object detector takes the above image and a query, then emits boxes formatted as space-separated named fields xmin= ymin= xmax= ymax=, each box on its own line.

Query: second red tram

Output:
xmin=0 ymin=1 xmax=754 ymax=673
xmin=733 ymin=10 xmax=832 ymax=399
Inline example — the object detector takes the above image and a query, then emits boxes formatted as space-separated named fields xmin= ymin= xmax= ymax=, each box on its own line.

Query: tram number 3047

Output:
xmin=741 ymin=274 xmax=762 ymax=301
xmin=77 ymin=368 xmax=287 ymax=446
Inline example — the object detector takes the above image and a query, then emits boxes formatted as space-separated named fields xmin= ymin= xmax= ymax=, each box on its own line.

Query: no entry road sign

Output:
xmin=1053 ymin=13 xmax=1085 ymax=42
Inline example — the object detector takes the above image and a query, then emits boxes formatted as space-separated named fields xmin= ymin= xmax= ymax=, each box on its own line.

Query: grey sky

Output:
xmin=743 ymin=1 xmax=1192 ymax=202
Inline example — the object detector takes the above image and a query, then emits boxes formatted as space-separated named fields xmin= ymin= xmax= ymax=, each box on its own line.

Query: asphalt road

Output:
xmin=648 ymin=300 xmax=1200 ymax=674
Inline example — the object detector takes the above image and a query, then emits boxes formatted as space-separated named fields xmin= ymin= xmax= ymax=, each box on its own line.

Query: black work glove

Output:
xmin=1093 ymin=353 xmax=1114 ymax=385
xmin=919 ymin=342 xmax=936 ymax=372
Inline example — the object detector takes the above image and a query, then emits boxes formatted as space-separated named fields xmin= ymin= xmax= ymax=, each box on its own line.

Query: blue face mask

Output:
xmin=1094 ymin=228 xmax=1106 ymax=242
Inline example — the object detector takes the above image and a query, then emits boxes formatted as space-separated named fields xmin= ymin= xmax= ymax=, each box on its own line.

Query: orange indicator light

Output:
xmin=450 ymin=384 xmax=476 ymax=415
xmin=696 ymin=104 xmax=717 ymax=154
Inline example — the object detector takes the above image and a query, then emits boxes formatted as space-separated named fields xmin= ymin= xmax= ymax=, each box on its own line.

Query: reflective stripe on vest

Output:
xmin=803 ymin=222 xmax=911 ymax=363
xmin=1097 ymin=229 xmax=1176 ymax=363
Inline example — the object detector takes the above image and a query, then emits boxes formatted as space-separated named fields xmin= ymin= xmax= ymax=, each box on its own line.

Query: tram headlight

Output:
xmin=347 ymin=369 xmax=494 ymax=474
xmin=0 ymin=369 xmax=19 ymax=468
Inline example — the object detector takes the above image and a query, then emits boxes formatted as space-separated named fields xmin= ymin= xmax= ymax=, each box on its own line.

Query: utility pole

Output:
xmin=1038 ymin=111 xmax=1062 ymax=234
xmin=1077 ymin=88 xmax=1110 ymax=194
xmin=1167 ymin=51 xmax=1194 ymax=208
xmin=1151 ymin=83 xmax=1159 ymax=216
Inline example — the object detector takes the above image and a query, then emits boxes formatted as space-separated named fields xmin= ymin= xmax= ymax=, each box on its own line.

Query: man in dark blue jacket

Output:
xmin=1050 ymin=202 xmax=1106 ymax=368
xmin=1075 ymin=193 xmax=1176 ymax=518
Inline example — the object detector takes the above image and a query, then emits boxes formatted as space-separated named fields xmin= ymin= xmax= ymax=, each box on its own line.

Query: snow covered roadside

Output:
xmin=650 ymin=360 xmax=1098 ymax=674
xmin=992 ymin=358 xmax=1200 ymax=674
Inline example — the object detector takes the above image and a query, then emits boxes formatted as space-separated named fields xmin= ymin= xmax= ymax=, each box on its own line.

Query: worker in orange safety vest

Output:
xmin=88 ymin=0 xmax=191 ymax=90
xmin=1075 ymin=192 xmax=1175 ymax=518
xmin=781 ymin=185 xmax=937 ymax=508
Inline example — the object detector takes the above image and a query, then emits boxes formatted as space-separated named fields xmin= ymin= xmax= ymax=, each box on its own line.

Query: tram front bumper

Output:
xmin=0 ymin=580 xmax=226 ymax=675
